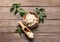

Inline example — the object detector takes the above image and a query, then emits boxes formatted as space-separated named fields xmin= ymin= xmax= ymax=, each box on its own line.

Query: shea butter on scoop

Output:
xmin=27 ymin=32 xmax=34 ymax=38
xmin=18 ymin=21 xmax=34 ymax=39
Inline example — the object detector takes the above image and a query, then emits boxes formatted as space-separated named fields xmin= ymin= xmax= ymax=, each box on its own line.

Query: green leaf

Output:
xmin=41 ymin=13 xmax=47 ymax=18
xmin=19 ymin=9 xmax=25 ymax=17
xmin=36 ymin=7 xmax=38 ymax=11
xmin=39 ymin=16 xmax=44 ymax=23
xmin=39 ymin=8 xmax=45 ymax=12
xmin=14 ymin=9 xmax=18 ymax=15
xmin=13 ymin=3 xmax=21 ymax=6
xmin=10 ymin=3 xmax=20 ymax=12
xmin=35 ymin=8 xmax=40 ymax=15
xmin=15 ymin=4 xmax=20 ymax=9
xmin=19 ymin=8 xmax=23 ymax=10
xmin=13 ymin=4 xmax=19 ymax=7
xmin=37 ymin=11 xmax=40 ymax=15
xmin=13 ymin=4 xmax=18 ymax=6
xmin=15 ymin=26 xmax=22 ymax=35
xmin=13 ymin=4 xmax=20 ymax=9
xmin=10 ymin=7 xmax=14 ymax=12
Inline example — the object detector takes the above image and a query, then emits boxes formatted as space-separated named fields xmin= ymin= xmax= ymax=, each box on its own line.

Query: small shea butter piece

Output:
xmin=28 ymin=32 xmax=34 ymax=38
xmin=27 ymin=32 xmax=34 ymax=39
xmin=27 ymin=32 xmax=30 ymax=35
xmin=26 ymin=13 xmax=33 ymax=23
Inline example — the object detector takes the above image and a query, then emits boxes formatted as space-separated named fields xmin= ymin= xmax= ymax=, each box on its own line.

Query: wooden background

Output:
xmin=0 ymin=0 xmax=60 ymax=42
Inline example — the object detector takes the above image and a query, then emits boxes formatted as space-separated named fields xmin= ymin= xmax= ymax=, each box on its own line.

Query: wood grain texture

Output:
xmin=0 ymin=25 xmax=60 ymax=33
xmin=0 ymin=25 xmax=59 ymax=33
xmin=0 ymin=0 xmax=60 ymax=42
xmin=0 ymin=7 xmax=60 ymax=20
xmin=21 ymin=34 xmax=60 ymax=42
xmin=0 ymin=33 xmax=60 ymax=42
xmin=0 ymin=0 xmax=60 ymax=6
xmin=0 ymin=20 xmax=60 ymax=26
xmin=6 ymin=20 xmax=60 ymax=26
xmin=0 ymin=20 xmax=60 ymax=32
xmin=0 ymin=33 xmax=21 ymax=42
xmin=0 ymin=20 xmax=9 ymax=26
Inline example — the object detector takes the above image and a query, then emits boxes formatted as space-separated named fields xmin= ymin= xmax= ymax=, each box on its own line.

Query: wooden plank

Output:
xmin=0 ymin=33 xmax=21 ymax=42
xmin=0 ymin=25 xmax=60 ymax=33
xmin=0 ymin=26 xmax=16 ymax=32
xmin=0 ymin=7 xmax=60 ymax=19
xmin=21 ymin=34 xmax=60 ymax=42
xmin=0 ymin=20 xmax=9 ymax=26
xmin=8 ymin=20 xmax=60 ymax=26
xmin=32 ymin=25 xmax=60 ymax=33
xmin=0 ymin=33 xmax=60 ymax=42
xmin=0 ymin=20 xmax=60 ymax=32
xmin=0 ymin=14 xmax=19 ymax=20
xmin=0 ymin=0 xmax=60 ymax=6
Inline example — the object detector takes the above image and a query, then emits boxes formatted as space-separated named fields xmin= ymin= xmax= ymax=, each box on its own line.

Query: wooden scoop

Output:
xmin=18 ymin=21 xmax=34 ymax=39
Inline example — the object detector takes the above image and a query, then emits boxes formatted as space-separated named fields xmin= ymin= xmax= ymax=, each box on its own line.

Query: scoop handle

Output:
xmin=18 ymin=21 xmax=34 ymax=39
xmin=18 ymin=21 xmax=25 ymax=29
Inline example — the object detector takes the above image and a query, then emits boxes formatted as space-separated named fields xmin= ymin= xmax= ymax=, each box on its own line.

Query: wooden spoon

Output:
xmin=18 ymin=21 xmax=34 ymax=39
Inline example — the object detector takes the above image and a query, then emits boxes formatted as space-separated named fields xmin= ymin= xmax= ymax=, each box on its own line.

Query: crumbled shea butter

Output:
xmin=26 ymin=13 xmax=38 ymax=26
xmin=26 ymin=13 xmax=37 ymax=23
xmin=27 ymin=32 xmax=34 ymax=38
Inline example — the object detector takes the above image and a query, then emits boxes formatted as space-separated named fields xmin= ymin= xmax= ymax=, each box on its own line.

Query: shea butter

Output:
xmin=27 ymin=32 xmax=34 ymax=39
xmin=23 ymin=12 xmax=39 ymax=27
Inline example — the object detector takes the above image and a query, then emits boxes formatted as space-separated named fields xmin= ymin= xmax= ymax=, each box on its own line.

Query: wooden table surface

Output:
xmin=0 ymin=0 xmax=60 ymax=42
